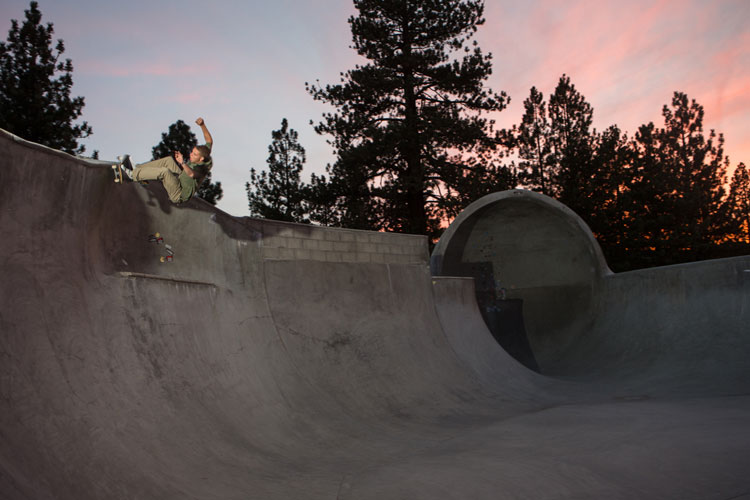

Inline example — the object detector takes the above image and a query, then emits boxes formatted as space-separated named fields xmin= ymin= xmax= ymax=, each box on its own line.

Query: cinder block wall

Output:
xmin=256 ymin=219 xmax=428 ymax=265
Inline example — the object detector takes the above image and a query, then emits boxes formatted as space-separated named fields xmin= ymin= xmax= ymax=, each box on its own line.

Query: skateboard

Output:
xmin=112 ymin=155 xmax=134 ymax=183
xmin=148 ymin=232 xmax=175 ymax=262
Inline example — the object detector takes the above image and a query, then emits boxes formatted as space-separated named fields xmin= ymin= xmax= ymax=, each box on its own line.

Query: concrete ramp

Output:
xmin=2 ymin=128 xmax=750 ymax=499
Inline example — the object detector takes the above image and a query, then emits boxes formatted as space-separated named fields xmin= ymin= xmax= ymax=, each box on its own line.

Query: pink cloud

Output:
xmin=170 ymin=92 xmax=203 ymax=104
xmin=78 ymin=60 xmax=219 ymax=78
xmin=701 ymin=32 xmax=750 ymax=122
xmin=531 ymin=0 xmax=685 ymax=89
xmin=479 ymin=0 xmax=750 ymax=168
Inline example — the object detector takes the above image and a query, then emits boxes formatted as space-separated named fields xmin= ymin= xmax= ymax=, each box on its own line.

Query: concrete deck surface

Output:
xmin=1 ymin=128 xmax=749 ymax=499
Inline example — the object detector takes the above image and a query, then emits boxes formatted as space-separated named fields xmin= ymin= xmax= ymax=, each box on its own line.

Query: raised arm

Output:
xmin=196 ymin=117 xmax=213 ymax=145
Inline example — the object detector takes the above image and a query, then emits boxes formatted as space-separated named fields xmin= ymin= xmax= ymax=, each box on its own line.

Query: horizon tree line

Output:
xmin=245 ymin=0 xmax=749 ymax=272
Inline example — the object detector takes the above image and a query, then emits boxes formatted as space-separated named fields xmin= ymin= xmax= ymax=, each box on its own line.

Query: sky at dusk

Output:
xmin=1 ymin=0 xmax=748 ymax=217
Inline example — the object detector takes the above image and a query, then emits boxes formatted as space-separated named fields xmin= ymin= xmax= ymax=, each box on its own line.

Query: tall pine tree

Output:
xmin=724 ymin=163 xmax=749 ymax=245
xmin=0 ymin=1 xmax=91 ymax=154
xmin=623 ymin=92 xmax=730 ymax=266
xmin=660 ymin=92 xmax=728 ymax=259
xmin=247 ymin=119 xmax=310 ymax=223
xmin=307 ymin=0 xmax=510 ymax=238
xmin=548 ymin=75 xmax=596 ymax=212
xmin=587 ymin=124 xmax=631 ymax=269
xmin=516 ymin=86 xmax=553 ymax=195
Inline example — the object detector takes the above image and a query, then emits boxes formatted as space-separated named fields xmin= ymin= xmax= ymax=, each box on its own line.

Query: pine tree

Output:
xmin=588 ymin=124 xmax=631 ymax=270
xmin=623 ymin=92 xmax=730 ymax=267
xmin=624 ymin=122 xmax=672 ymax=268
xmin=0 ymin=1 xmax=91 ymax=154
xmin=246 ymin=119 xmax=310 ymax=223
xmin=307 ymin=0 xmax=509 ymax=238
xmin=434 ymin=151 xmax=517 ymax=221
xmin=548 ymin=75 xmax=596 ymax=212
xmin=151 ymin=120 xmax=223 ymax=205
xmin=725 ymin=163 xmax=750 ymax=244
xmin=658 ymin=92 xmax=728 ymax=260
xmin=516 ymin=86 xmax=553 ymax=195
xmin=307 ymin=171 xmax=340 ymax=226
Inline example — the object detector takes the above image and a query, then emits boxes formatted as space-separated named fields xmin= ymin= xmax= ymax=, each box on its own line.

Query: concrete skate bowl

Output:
xmin=2 ymin=127 xmax=750 ymax=500
xmin=431 ymin=190 xmax=750 ymax=392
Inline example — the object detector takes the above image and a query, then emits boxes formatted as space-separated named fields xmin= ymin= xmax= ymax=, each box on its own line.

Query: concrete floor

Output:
xmin=1 ymin=128 xmax=749 ymax=499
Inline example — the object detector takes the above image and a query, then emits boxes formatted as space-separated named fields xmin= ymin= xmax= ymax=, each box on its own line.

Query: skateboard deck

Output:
xmin=112 ymin=155 xmax=134 ymax=183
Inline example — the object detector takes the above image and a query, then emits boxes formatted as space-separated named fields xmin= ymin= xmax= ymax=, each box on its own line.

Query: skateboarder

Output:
xmin=131 ymin=117 xmax=214 ymax=204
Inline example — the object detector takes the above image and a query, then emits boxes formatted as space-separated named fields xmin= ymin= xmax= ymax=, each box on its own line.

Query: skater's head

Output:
xmin=190 ymin=145 xmax=211 ymax=164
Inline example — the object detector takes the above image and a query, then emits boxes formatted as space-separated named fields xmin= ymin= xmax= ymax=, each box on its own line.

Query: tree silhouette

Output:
xmin=307 ymin=0 xmax=510 ymax=239
xmin=0 ymin=1 xmax=91 ymax=154
xmin=725 ymin=163 xmax=750 ymax=244
xmin=658 ymin=92 xmax=728 ymax=260
xmin=587 ymin=124 xmax=631 ymax=269
xmin=516 ymin=86 xmax=553 ymax=195
xmin=511 ymin=80 xmax=745 ymax=271
xmin=246 ymin=119 xmax=310 ymax=223
xmin=620 ymin=92 xmax=730 ymax=267
xmin=548 ymin=75 xmax=596 ymax=212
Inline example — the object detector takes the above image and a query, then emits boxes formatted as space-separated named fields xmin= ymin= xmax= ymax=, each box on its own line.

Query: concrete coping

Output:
xmin=0 ymin=127 xmax=113 ymax=167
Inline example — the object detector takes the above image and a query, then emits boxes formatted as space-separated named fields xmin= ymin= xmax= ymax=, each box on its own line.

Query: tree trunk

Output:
xmin=401 ymin=18 xmax=426 ymax=235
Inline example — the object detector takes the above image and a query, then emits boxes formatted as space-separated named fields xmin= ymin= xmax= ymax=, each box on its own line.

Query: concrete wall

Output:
xmin=255 ymin=218 xmax=427 ymax=265
xmin=552 ymin=256 xmax=750 ymax=393
xmin=0 ymin=128 xmax=549 ymax=499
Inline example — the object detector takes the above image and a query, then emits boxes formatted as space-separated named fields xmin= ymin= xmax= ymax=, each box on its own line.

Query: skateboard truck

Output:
xmin=150 ymin=234 xmax=174 ymax=262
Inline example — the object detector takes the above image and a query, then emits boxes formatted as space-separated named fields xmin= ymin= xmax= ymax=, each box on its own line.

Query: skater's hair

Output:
xmin=195 ymin=145 xmax=211 ymax=163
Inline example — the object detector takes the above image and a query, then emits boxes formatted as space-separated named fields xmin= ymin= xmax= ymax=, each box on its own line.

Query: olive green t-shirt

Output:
xmin=178 ymin=142 xmax=213 ymax=202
